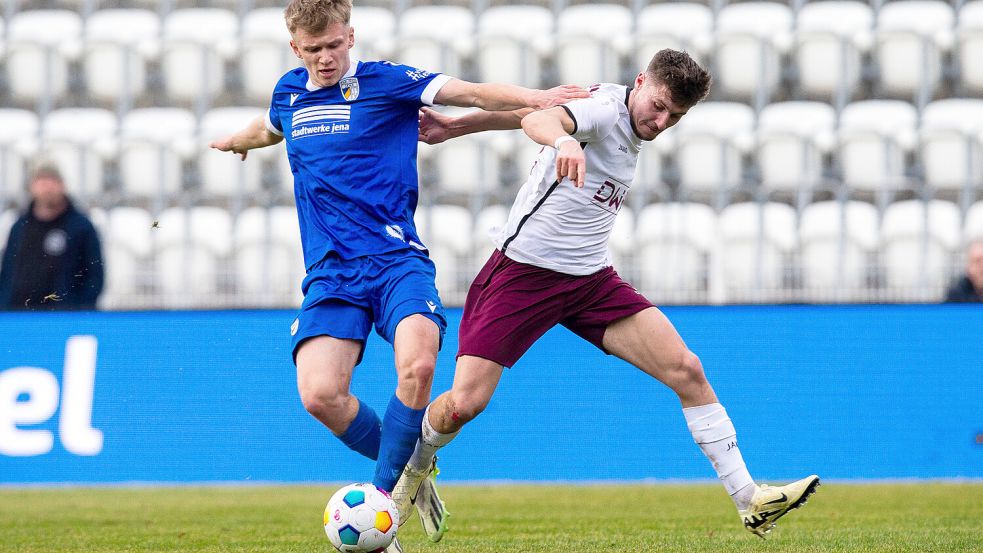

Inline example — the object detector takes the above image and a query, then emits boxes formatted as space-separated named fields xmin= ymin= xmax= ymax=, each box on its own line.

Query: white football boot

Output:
xmin=739 ymin=474 xmax=820 ymax=538
xmin=392 ymin=457 xmax=449 ymax=542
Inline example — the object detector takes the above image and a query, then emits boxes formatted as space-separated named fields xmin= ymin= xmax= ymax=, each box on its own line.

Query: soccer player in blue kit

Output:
xmin=209 ymin=0 xmax=587 ymax=549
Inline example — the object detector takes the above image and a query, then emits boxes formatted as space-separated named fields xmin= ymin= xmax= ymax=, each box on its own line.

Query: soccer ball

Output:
xmin=323 ymin=483 xmax=400 ymax=552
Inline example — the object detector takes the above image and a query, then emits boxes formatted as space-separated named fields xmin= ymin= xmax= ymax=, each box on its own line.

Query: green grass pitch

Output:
xmin=2 ymin=483 xmax=982 ymax=552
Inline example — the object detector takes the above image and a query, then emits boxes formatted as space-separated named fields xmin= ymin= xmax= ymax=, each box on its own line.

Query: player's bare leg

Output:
xmin=295 ymin=336 xmax=363 ymax=435
xmin=394 ymin=356 xmax=505 ymax=541
xmin=602 ymin=307 xmax=819 ymax=537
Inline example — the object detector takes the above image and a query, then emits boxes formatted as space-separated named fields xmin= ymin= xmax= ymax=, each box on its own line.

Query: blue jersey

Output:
xmin=266 ymin=60 xmax=450 ymax=268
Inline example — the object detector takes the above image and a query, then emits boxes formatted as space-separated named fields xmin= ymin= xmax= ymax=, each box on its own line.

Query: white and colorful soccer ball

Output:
xmin=323 ymin=483 xmax=399 ymax=553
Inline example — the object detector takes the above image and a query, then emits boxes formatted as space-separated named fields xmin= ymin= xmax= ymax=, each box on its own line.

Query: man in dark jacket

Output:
xmin=0 ymin=164 xmax=104 ymax=310
xmin=945 ymin=240 xmax=983 ymax=303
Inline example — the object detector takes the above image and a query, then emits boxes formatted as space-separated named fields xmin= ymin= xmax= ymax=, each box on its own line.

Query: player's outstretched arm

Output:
xmin=434 ymin=79 xmax=588 ymax=112
xmin=208 ymin=116 xmax=283 ymax=160
xmin=521 ymin=107 xmax=586 ymax=188
xmin=418 ymin=106 xmax=533 ymax=145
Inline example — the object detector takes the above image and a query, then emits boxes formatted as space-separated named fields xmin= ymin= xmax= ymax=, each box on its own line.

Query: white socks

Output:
xmin=683 ymin=403 xmax=756 ymax=510
xmin=407 ymin=404 xmax=459 ymax=472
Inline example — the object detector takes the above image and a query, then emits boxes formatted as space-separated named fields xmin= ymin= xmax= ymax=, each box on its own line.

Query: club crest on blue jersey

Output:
xmin=340 ymin=77 xmax=359 ymax=101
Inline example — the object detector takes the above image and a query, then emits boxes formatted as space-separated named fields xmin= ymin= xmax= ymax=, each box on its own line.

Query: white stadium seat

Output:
xmin=795 ymin=1 xmax=874 ymax=107
xmin=608 ymin=206 xmax=635 ymax=276
xmin=6 ymin=10 xmax=82 ymax=109
xmin=555 ymin=4 xmax=632 ymax=86
xmin=665 ymin=102 xmax=755 ymax=205
xmin=756 ymin=101 xmax=836 ymax=200
xmin=233 ymin=206 xmax=304 ymax=307
xmin=881 ymin=199 xmax=961 ymax=300
xmin=0 ymin=109 xmax=39 ymax=204
xmin=161 ymin=9 xmax=238 ymax=106
xmin=957 ymin=1 xmax=983 ymax=94
xmin=41 ymin=108 xmax=117 ymax=203
xmin=635 ymin=202 xmax=718 ymax=303
xmin=965 ymin=201 xmax=983 ymax=241
xmin=838 ymin=100 xmax=918 ymax=202
xmin=241 ymin=8 xmax=298 ymax=104
xmin=714 ymin=2 xmax=794 ymax=110
xmin=119 ymin=108 xmax=197 ymax=205
xmin=396 ymin=6 xmax=474 ymax=77
xmin=154 ymin=206 xmax=233 ymax=307
xmin=198 ymin=107 xmax=269 ymax=200
xmin=350 ymin=6 xmax=396 ymax=62
xmin=875 ymin=0 xmax=955 ymax=107
xmin=799 ymin=200 xmax=879 ymax=301
xmin=100 ymin=206 xmax=153 ymax=308
xmin=635 ymin=3 xmax=713 ymax=69
xmin=919 ymin=99 xmax=983 ymax=202
xmin=476 ymin=5 xmax=553 ymax=87
xmin=472 ymin=203 xmax=510 ymax=261
xmin=428 ymin=127 xmax=507 ymax=200
xmin=718 ymin=201 xmax=797 ymax=302
xmin=415 ymin=203 xmax=472 ymax=303
xmin=82 ymin=9 xmax=159 ymax=107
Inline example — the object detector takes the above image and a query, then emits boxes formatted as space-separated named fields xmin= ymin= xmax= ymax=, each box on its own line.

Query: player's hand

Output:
xmin=418 ymin=107 xmax=455 ymax=145
xmin=556 ymin=141 xmax=586 ymax=188
xmin=531 ymin=85 xmax=590 ymax=110
xmin=208 ymin=137 xmax=249 ymax=160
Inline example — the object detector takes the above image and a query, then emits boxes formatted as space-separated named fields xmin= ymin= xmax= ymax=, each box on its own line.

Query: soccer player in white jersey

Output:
xmin=397 ymin=49 xmax=819 ymax=539
xmin=208 ymin=0 xmax=587 ymax=549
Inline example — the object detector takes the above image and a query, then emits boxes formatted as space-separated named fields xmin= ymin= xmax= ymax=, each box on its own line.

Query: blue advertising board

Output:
xmin=1 ymin=305 xmax=980 ymax=484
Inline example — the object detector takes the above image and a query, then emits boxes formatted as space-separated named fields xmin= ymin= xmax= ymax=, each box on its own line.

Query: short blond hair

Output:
xmin=284 ymin=0 xmax=351 ymax=34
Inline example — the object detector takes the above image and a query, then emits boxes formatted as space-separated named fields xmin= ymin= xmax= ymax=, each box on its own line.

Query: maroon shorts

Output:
xmin=457 ymin=250 xmax=655 ymax=367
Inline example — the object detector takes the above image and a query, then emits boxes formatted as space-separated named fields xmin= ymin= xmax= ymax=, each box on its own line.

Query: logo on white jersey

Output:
xmin=591 ymin=178 xmax=630 ymax=214
xmin=426 ymin=300 xmax=437 ymax=313
xmin=290 ymin=93 xmax=299 ymax=106
xmin=339 ymin=77 xmax=359 ymax=101
xmin=290 ymin=104 xmax=351 ymax=138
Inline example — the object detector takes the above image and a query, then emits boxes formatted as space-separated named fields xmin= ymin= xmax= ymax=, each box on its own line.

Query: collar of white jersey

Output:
xmin=305 ymin=60 xmax=360 ymax=92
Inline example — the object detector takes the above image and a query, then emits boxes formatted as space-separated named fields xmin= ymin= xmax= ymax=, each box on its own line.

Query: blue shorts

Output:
xmin=290 ymin=249 xmax=447 ymax=364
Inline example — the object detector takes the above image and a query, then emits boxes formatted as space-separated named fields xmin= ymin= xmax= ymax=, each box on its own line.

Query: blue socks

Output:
xmin=338 ymin=399 xmax=382 ymax=461
xmin=373 ymin=394 xmax=426 ymax=492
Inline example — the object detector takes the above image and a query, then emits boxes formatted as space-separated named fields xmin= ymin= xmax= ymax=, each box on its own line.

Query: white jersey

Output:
xmin=494 ymin=83 xmax=642 ymax=276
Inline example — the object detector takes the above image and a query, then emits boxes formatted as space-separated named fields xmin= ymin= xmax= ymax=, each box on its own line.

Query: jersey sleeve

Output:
xmin=266 ymin=102 xmax=284 ymax=136
xmin=380 ymin=62 xmax=451 ymax=107
xmin=559 ymin=95 xmax=620 ymax=143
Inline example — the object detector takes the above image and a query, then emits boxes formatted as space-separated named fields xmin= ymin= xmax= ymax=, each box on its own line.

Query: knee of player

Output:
xmin=448 ymin=390 xmax=490 ymax=423
xmin=396 ymin=355 xmax=436 ymax=387
xmin=677 ymin=350 xmax=706 ymax=383
xmin=298 ymin=384 xmax=349 ymax=419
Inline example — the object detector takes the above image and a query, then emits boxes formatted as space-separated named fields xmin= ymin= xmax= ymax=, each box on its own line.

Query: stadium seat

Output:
xmin=665 ymin=101 xmax=755 ymax=206
xmin=101 ymin=206 xmax=153 ymax=308
xmin=634 ymin=202 xmax=718 ymax=304
xmin=118 ymin=108 xmax=197 ymax=206
xmin=415 ymin=203 xmax=472 ymax=302
xmin=634 ymin=3 xmax=713 ymax=69
xmin=476 ymin=5 xmax=553 ymax=87
xmin=425 ymin=119 xmax=508 ymax=201
xmin=794 ymin=1 xmax=874 ymax=107
xmin=799 ymin=200 xmax=879 ymax=301
xmin=919 ymin=99 xmax=983 ymax=205
xmin=233 ymin=205 xmax=304 ymax=307
xmin=350 ymin=6 xmax=396 ymax=62
xmin=555 ymin=4 xmax=633 ymax=86
xmin=198 ymin=107 xmax=269 ymax=201
xmin=608 ymin=206 xmax=635 ymax=277
xmin=718 ymin=201 xmax=797 ymax=302
xmin=714 ymin=2 xmax=794 ymax=110
xmin=837 ymin=100 xmax=919 ymax=205
xmin=511 ymin=131 xmax=546 ymax=185
xmin=875 ymin=0 xmax=955 ymax=108
xmin=756 ymin=101 xmax=836 ymax=202
xmin=6 ymin=10 xmax=82 ymax=110
xmin=240 ymin=8 xmax=298 ymax=105
xmin=396 ymin=6 xmax=474 ymax=77
xmin=0 ymin=109 xmax=39 ymax=204
xmin=82 ymin=9 xmax=159 ymax=108
xmin=161 ymin=9 xmax=238 ymax=108
xmin=957 ymin=1 xmax=983 ymax=94
xmin=472 ymin=203 xmax=510 ymax=261
xmin=880 ymin=199 xmax=961 ymax=300
xmin=40 ymin=108 xmax=117 ymax=203
xmin=965 ymin=201 xmax=983 ymax=241
xmin=634 ymin=134 xmax=668 ymax=203
xmin=154 ymin=206 xmax=233 ymax=307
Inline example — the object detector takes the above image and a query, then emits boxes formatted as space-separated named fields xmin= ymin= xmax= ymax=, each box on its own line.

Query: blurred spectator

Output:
xmin=944 ymin=240 xmax=983 ymax=303
xmin=0 ymin=164 xmax=104 ymax=310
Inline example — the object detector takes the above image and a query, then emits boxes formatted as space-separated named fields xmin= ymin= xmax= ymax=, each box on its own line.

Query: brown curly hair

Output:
xmin=645 ymin=49 xmax=712 ymax=107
